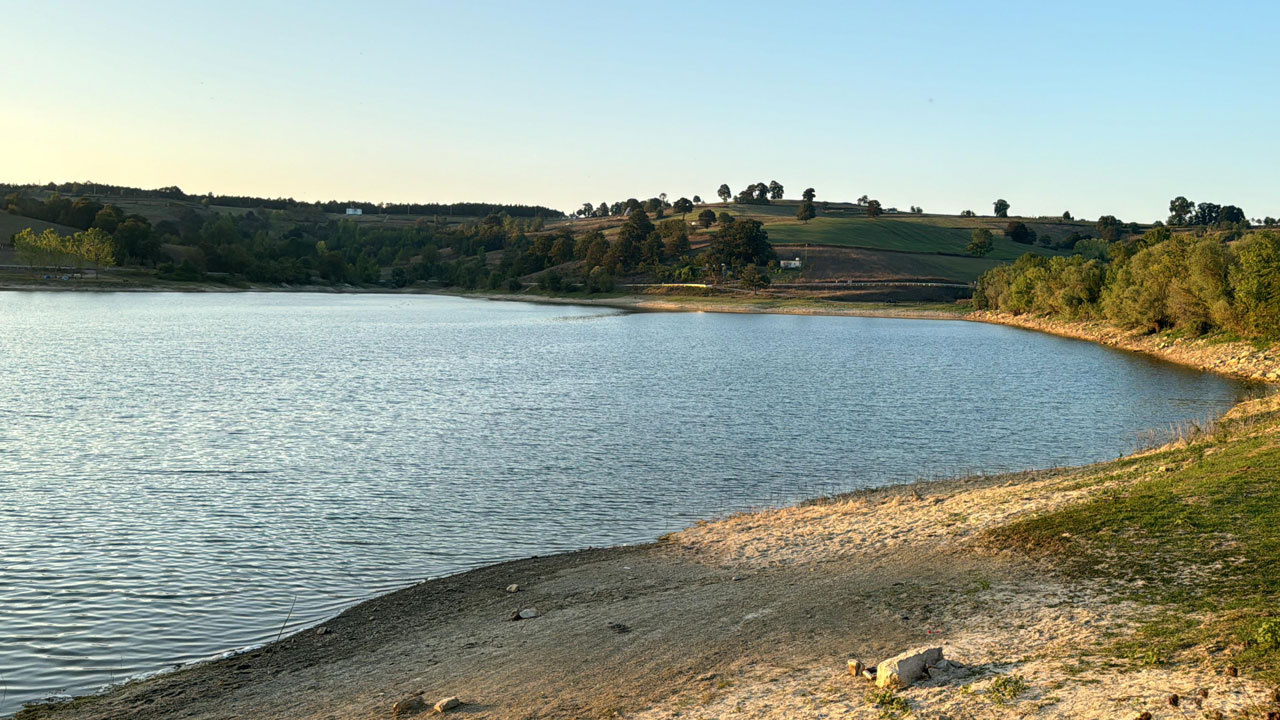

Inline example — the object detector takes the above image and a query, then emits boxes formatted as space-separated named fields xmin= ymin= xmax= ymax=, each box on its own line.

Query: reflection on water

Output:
xmin=0 ymin=292 xmax=1252 ymax=714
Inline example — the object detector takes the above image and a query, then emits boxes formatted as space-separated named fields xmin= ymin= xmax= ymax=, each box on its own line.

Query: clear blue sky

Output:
xmin=2 ymin=0 xmax=1276 ymax=221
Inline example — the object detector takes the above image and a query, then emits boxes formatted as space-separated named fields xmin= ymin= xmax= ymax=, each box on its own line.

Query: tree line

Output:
xmin=974 ymin=227 xmax=1280 ymax=339
xmin=0 ymin=182 xmax=562 ymax=219
xmin=12 ymin=227 xmax=116 ymax=269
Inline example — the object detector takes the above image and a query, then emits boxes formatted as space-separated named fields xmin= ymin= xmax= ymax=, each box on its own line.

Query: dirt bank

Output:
xmin=972 ymin=311 xmax=1280 ymax=382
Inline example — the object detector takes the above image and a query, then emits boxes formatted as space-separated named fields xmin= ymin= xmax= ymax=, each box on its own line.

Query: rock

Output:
xmin=392 ymin=693 xmax=427 ymax=718
xmin=1168 ymin=693 xmax=1180 ymax=707
xmin=314 ymin=626 xmax=330 ymax=636
xmin=876 ymin=646 xmax=943 ymax=688
xmin=518 ymin=607 xmax=539 ymax=620
xmin=433 ymin=697 xmax=461 ymax=713
xmin=506 ymin=584 xmax=519 ymax=593
xmin=862 ymin=668 xmax=876 ymax=681
xmin=848 ymin=659 xmax=865 ymax=676
xmin=927 ymin=666 xmax=947 ymax=680
xmin=608 ymin=622 xmax=630 ymax=634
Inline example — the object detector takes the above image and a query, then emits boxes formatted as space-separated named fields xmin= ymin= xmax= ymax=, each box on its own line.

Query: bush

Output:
xmin=1256 ymin=618 xmax=1280 ymax=650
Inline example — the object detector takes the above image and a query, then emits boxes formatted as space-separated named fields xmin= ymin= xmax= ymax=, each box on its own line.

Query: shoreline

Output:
xmin=19 ymin=393 xmax=1280 ymax=720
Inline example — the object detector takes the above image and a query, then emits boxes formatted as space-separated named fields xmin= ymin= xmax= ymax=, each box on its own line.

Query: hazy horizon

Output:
xmin=3 ymin=0 xmax=1277 ymax=222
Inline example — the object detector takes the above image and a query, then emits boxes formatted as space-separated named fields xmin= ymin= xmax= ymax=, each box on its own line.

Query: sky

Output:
xmin=2 ymin=0 xmax=1277 ymax=221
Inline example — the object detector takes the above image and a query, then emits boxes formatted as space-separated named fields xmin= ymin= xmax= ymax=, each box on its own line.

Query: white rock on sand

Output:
xmin=875 ymin=646 xmax=942 ymax=688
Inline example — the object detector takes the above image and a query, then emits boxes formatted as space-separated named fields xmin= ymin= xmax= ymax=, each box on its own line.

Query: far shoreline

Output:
xmin=4 ymin=280 xmax=1277 ymax=382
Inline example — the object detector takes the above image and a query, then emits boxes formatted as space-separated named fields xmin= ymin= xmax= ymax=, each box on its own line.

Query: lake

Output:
xmin=0 ymin=292 xmax=1254 ymax=714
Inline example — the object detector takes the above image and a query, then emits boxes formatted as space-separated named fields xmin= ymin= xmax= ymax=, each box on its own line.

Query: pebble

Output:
xmin=506 ymin=583 xmax=519 ymax=593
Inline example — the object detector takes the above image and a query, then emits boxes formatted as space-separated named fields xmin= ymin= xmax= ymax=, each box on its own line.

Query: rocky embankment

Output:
xmin=972 ymin=311 xmax=1280 ymax=382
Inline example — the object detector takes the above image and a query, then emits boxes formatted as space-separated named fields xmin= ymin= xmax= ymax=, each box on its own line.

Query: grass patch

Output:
xmin=984 ymin=674 xmax=1029 ymax=705
xmin=863 ymin=687 xmax=911 ymax=718
xmin=985 ymin=396 xmax=1280 ymax=682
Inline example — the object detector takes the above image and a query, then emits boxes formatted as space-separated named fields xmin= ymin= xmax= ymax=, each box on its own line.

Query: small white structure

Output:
xmin=780 ymin=258 xmax=802 ymax=270
xmin=345 ymin=208 xmax=363 ymax=216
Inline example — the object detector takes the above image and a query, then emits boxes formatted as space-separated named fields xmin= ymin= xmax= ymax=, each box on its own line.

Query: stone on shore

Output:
xmin=433 ymin=696 xmax=461 ymax=713
xmin=392 ymin=693 xmax=427 ymax=718
xmin=847 ymin=659 xmax=865 ymax=676
xmin=518 ymin=607 xmax=539 ymax=619
xmin=875 ymin=646 xmax=943 ymax=688
xmin=506 ymin=583 xmax=519 ymax=593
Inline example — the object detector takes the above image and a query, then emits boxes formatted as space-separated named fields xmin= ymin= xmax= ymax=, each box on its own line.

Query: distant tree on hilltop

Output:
xmin=768 ymin=180 xmax=784 ymax=200
xmin=796 ymin=200 xmax=816 ymax=223
xmin=994 ymin=199 xmax=1010 ymax=217
xmin=673 ymin=197 xmax=694 ymax=218
xmin=802 ymin=187 xmax=816 ymax=202
xmin=1168 ymin=196 xmax=1194 ymax=225
xmin=717 ymin=184 xmax=731 ymax=202
xmin=866 ymin=199 xmax=883 ymax=218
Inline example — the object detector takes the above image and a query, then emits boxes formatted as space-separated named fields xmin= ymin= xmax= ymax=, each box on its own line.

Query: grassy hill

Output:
xmin=683 ymin=202 xmax=1099 ymax=284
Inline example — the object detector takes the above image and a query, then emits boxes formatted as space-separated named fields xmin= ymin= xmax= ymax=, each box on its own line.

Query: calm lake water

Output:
xmin=0 ymin=292 xmax=1254 ymax=714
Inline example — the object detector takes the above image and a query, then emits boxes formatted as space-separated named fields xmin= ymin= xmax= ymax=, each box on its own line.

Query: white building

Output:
xmin=780 ymin=258 xmax=802 ymax=269
xmin=345 ymin=208 xmax=363 ymax=216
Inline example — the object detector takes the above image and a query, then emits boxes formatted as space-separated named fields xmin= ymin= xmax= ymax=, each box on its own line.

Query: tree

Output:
xmin=1219 ymin=205 xmax=1247 ymax=225
xmin=1062 ymin=211 xmax=1073 ymax=221
xmin=865 ymin=199 xmax=882 ymax=218
xmin=1192 ymin=202 xmax=1221 ymax=226
xmin=967 ymin=228 xmax=994 ymax=257
xmin=738 ymin=264 xmax=770 ymax=288
xmin=581 ymin=202 xmax=594 ymax=217
xmin=801 ymin=187 xmax=816 ymax=202
xmin=960 ymin=210 xmax=976 ymax=217
xmin=703 ymin=218 xmax=775 ymax=269
xmin=596 ymin=202 xmax=609 ymax=217
xmin=659 ymin=219 xmax=691 ymax=258
xmin=857 ymin=194 xmax=869 ymax=205
xmin=768 ymin=180 xmax=784 ymax=200
xmin=1231 ymin=232 xmax=1280 ymax=337
xmin=717 ymin=211 xmax=734 ymax=225
xmin=612 ymin=208 xmax=653 ymax=272
xmin=1095 ymin=215 xmax=1121 ymax=242
xmin=717 ymin=184 xmax=731 ymax=202
xmin=1168 ymin=196 xmax=1194 ymax=225
xmin=754 ymin=183 xmax=769 ymax=202
xmin=796 ymin=201 xmax=816 ymax=223
xmin=993 ymin=199 xmax=1010 ymax=217
xmin=1005 ymin=221 xmax=1035 ymax=244
xmin=692 ymin=195 xmax=702 ymax=204
xmin=672 ymin=197 xmax=694 ymax=218
xmin=697 ymin=209 xmax=716 ymax=229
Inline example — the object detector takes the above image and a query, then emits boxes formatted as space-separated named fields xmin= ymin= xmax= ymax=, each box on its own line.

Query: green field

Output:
xmin=764 ymin=217 xmax=1064 ymax=263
